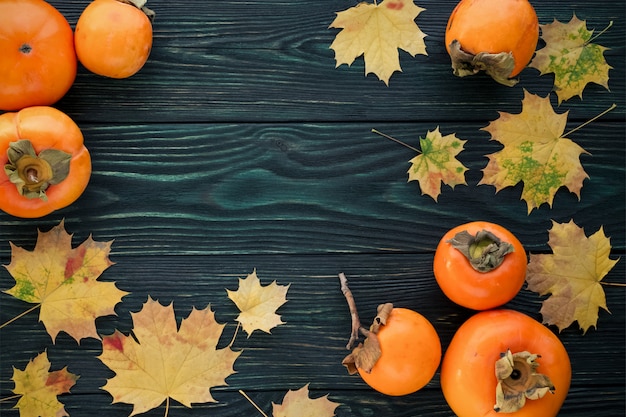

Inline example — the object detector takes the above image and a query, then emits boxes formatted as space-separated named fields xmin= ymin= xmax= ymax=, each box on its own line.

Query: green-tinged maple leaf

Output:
xmin=227 ymin=269 xmax=290 ymax=337
xmin=526 ymin=220 xmax=620 ymax=333
xmin=529 ymin=15 xmax=612 ymax=103
xmin=479 ymin=90 xmax=589 ymax=213
xmin=329 ymin=0 xmax=427 ymax=84
xmin=11 ymin=351 xmax=78 ymax=417
xmin=99 ymin=297 xmax=241 ymax=416
xmin=407 ymin=127 xmax=468 ymax=201
xmin=272 ymin=384 xmax=340 ymax=417
xmin=3 ymin=220 xmax=128 ymax=342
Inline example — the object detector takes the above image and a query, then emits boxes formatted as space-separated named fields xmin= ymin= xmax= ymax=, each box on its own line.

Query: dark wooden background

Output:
xmin=1 ymin=0 xmax=624 ymax=416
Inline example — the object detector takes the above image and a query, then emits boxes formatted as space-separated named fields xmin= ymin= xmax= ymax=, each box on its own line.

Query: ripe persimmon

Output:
xmin=0 ymin=106 xmax=91 ymax=218
xmin=0 ymin=0 xmax=77 ymax=111
xmin=433 ymin=221 xmax=527 ymax=310
xmin=75 ymin=0 xmax=154 ymax=78
xmin=444 ymin=0 xmax=539 ymax=85
xmin=441 ymin=309 xmax=571 ymax=417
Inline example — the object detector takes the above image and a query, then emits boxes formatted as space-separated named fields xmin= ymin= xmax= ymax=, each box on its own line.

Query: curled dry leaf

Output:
xmin=272 ymin=384 xmax=340 ymax=417
xmin=11 ymin=351 xmax=78 ymax=417
xmin=525 ymin=219 xmax=620 ymax=333
xmin=3 ymin=219 xmax=128 ymax=342
xmin=227 ymin=269 xmax=290 ymax=337
xmin=329 ymin=0 xmax=427 ymax=84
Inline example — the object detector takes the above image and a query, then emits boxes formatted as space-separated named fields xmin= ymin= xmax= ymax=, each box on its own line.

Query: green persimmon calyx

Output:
xmin=448 ymin=229 xmax=514 ymax=273
xmin=494 ymin=350 xmax=555 ymax=413
xmin=4 ymin=140 xmax=71 ymax=201
xmin=448 ymin=40 xmax=517 ymax=87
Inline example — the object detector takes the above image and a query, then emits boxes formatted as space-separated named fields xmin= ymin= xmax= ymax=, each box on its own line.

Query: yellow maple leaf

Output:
xmin=407 ymin=127 xmax=467 ymax=201
xmin=99 ymin=297 xmax=241 ymax=416
xmin=329 ymin=0 xmax=427 ymax=84
xmin=11 ymin=351 xmax=78 ymax=417
xmin=3 ymin=220 xmax=128 ymax=342
xmin=526 ymin=220 xmax=620 ymax=333
xmin=272 ymin=384 xmax=340 ymax=417
xmin=479 ymin=90 xmax=589 ymax=214
xmin=529 ymin=15 xmax=612 ymax=104
xmin=227 ymin=269 xmax=290 ymax=337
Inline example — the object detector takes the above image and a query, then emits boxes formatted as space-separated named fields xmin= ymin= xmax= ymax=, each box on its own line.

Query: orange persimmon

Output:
xmin=433 ymin=221 xmax=527 ymax=310
xmin=356 ymin=308 xmax=441 ymax=396
xmin=0 ymin=0 xmax=77 ymax=111
xmin=444 ymin=0 xmax=539 ymax=85
xmin=75 ymin=0 xmax=154 ymax=78
xmin=0 ymin=106 xmax=91 ymax=218
xmin=441 ymin=309 xmax=571 ymax=417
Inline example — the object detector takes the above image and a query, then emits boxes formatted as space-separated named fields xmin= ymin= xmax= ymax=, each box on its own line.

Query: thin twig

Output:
xmin=372 ymin=128 xmax=421 ymax=154
xmin=0 ymin=304 xmax=41 ymax=330
xmin=563 ymin=104 xmax=616 ymax=137
xmin=239 ymin=390 xmax=270 ymax=417
xmin=338 ymin=272 xmax=362 ymax=350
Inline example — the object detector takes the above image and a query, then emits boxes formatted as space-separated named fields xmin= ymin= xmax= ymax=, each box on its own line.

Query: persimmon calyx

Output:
xmin=119 ymin=0 xmax=155 ymax=20
xmin=448 ymin=40 xmax=517 ymax=87
xmin=341 ymin=303 xmax=393 ymax=375
xmin=494 ymin=350 xmax=555 ymax=413
xmin=4 ymin=140 xmax=71 ymax=201
xmin=448 ymin=229 xmax=514 ymax=273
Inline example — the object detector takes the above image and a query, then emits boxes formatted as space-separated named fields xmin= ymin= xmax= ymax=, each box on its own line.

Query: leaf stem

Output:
xmin=601 ymin=282 xmax=626 ymax=287
xmin=338 ymin=272 xmax=362 ymax=350
xmin=229 ymin=321 xmax=241 ymax=348
xmin=164 ymin=397 xmax=170 ymax=417
xmin=563 ymin=103 xmax=616 ymax=137
xmin=0 ymin=394 xmax=21 ymax=403
xmin=0 ymin=304 xmax=41 ymax=330
xmin=239 ymin=390 xmax=270 ymax=417
xmin=588 ymin=20 xmax=613 ymax=44
xmin=372 ymin=128 xmax=421 ymax=154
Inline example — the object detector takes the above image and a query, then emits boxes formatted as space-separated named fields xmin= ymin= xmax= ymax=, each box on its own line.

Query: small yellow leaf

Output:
xmin=407 ymin=127 xmax=467 ymax=201
xmin=99 ymin=297 xmax=241 ymax=416
xmin=227 ymin=269 xmax=290 ymax=337
xmin=529 ymin=15 xmax=612 ymax=104
xmin=3 ymin=220 xmax=128 ymax=342
xmin=11 ymin=351 xmax=78 ymax=417
xmin=526 ymin=219 xmax=620 ymax=333
xmin=329 ymin=0 xmax=427 ymax=84
xmin=479 ymin=90 xmax=589 ymax=213
xmin=272 ymin=384 xmax=340 ymax=417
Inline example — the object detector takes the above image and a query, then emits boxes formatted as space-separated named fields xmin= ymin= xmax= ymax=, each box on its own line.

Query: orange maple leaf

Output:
xmin=11 ymin=351 xmax=79 ymax=417
xmin=99 ymin=297 xmax=241 ymax=416
xmin=479 ymin=90 xmax=589 ymax=213
xmin=272 ymin=384 xmax=340 ymax=417
xmin=3 ymin=220 xmax=128 ymax=342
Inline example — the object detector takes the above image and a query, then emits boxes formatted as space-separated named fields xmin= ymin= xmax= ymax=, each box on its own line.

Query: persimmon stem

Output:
xmin=239 ymin=390 xmax=270 ymax=417
xmin=0 ymin=304 xmax=41 ymax=330
xmin=0 ymin=394 xmax=21 ymax=403
xmin=372 ymin=128 xmax=421 ymax=154
xmin=229 ymin=321 xmax=241 ymax=348
xmin=338 ymin=272 xmax=362 ymax=350
xmin=588 ymin=20 xmax=613 ymax=44
xmin=563 ymin=103 xmax=616 ymax=137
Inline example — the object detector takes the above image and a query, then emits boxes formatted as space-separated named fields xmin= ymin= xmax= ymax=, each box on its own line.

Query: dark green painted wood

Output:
xmin=1 ymin=0 xmax=624 ymax=416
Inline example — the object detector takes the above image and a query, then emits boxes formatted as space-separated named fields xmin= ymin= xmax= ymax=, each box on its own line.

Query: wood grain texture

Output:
xmin=0 ymin=0 xmax=624 ymax=416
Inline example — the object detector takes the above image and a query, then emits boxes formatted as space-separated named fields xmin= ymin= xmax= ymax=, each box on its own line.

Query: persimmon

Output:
xmin=0 ymin=0 xmax=77 ymax=111
xmin=0 ymin=106 xmax=91 ymax=218
xmin=433 ymin=221 xmax=527 ymax=310
xmin=441 ymin=309 xmax=571 ymax=417
xmin=444 ymin=0 xmax=539 ymax=85
xmin=75 ymin=0 xmax=154 ymax=78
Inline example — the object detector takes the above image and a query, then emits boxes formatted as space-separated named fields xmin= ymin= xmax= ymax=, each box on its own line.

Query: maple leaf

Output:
xmin=406 ymin=127 xmax=468 ymax=201
xmin=272 ymin=384 xmax=340 ymax=417
xmin=525 ymin=220 xmax=620 ymax=333
xmin=227 ymin=269 xmax=290 ymax=337
xmin=11 ymin=351 xmax=78 ymax=417
xmin=329 ymin=0 xmax=427 ymax=84
xmin=99 ymin=297 xmax=241 ymax=416
xmin=3 ymin=220 xmax=128 ymax=342
xmin=479 ymin=90 xmax=589 ymax=213
xmin=529 ymin=15 xmax=612 ymax=104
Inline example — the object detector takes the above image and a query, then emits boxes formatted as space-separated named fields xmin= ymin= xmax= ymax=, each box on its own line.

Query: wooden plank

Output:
xmin=46 ymin=0 xmax=624 ymax=123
